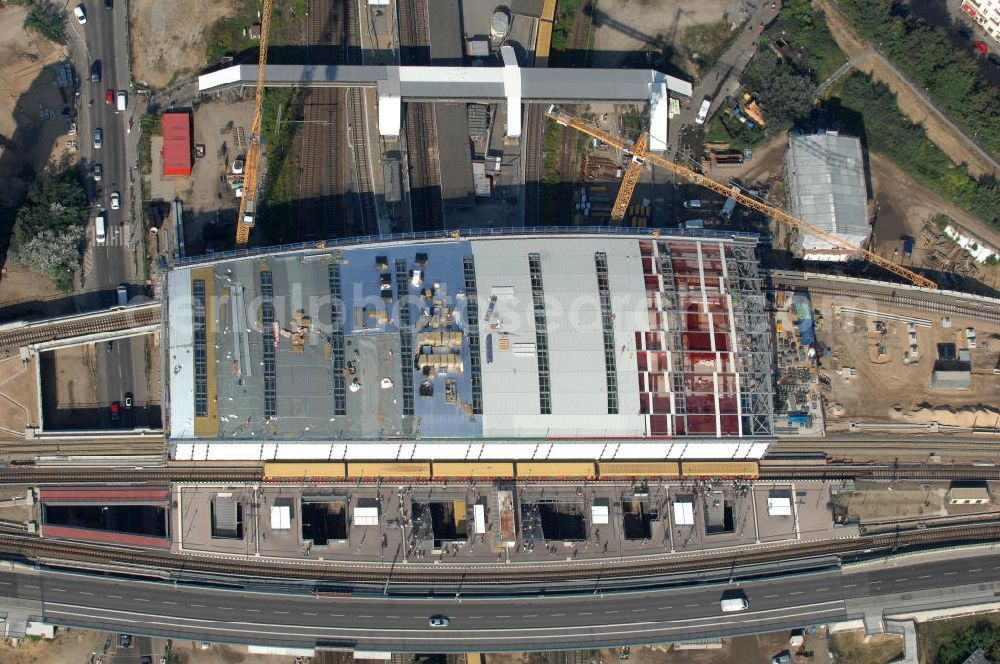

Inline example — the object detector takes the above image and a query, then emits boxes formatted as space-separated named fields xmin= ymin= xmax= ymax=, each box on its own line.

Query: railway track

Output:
xmin=297 ymin=0 xmax=347 ymax=239
xmin=523 ymin=104 xmax=544 ymax=226
xmin=397 ymin=0 xmax=441 ymax=233
xmin=0 ymin=467 xmax=262 ymax=484
xmin=345 ymin=0 xmax=378 ymax=236
xmin=769 ymin=277 xmax=1000 ymax=325
xmin=760 ymin=463 xmax=1000 ymax=481
xmin=0 ymin=306 xmax=162 ymax=357
xmin=5 ymin=520 xmax=1000 ymax=585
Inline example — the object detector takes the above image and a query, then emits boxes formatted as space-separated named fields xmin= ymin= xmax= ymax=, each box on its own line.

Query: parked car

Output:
xmin=93 ymin=128 xmax=103 ymax=149
xmin=771 ymin=652 xmax=791 ymax=664
xmin=73 ymin=5 xmax=87 ymax=23
xmin=110 ymin=401 xmax=121 ymax=422
xmin=118 ymin=634 xmax=131 ymax=648
xmin=110 ymin=191 xmax=120 ymax=210
xmin=90 ymin=61 xmax=101 ymax=84
xmin=93 ymin=164 xmax=102 ymax=182
xmin=695 ymin=96 xmax=712 ymax=125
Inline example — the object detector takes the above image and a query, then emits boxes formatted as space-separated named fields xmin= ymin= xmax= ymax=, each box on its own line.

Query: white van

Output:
xmin=95 ymin=211 xmax=107 ymax=245
xmin=695 ymin=97 xmax=712 ymax=125
xmin=720 ymin=596 xmax=749 ymax=612
xmin=116 ymin=90 xmax=127 ymax=112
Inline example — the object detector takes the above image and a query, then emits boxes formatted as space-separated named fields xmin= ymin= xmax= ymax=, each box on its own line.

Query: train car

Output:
xmin=680 ymin=461 xmax=759 ymax=479
xmin=263 ymin=462 xmax=346 ymax=481
xmin=432 ymin=462 xmax=516 ymax=478
xmin=598 ymin=462 xmax=681 ymax=478
xmin=515 ymin=462 xmax=597 ymax=479
xmin=346 ymin=462 xmax=432 ymax=479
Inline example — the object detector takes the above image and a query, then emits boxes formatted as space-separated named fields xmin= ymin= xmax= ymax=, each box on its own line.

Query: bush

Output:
xmin=23 ymin=1 xmax=66 ymax=45
xmin=833 ymin=73 xmax=1000 ymax=228
xmin=838 ymin=0 xmax=1000 ymax=157
xmin=778 ymin=0 xmax=846 ymax=82
xmin=743 ymin=50 xmax=817 ymax=130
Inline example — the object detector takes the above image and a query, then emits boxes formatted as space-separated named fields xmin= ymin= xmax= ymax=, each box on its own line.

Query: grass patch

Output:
xmin=920 ymin=614 xmax=1000 ymax=664
xmin=549 ymin=0 xmax=584 ymax=66
xmin=24 ymin=1 xmax=66 ymax=45
xmin=137 ymin=113 xmax=162 ymax=176
xmin=205 ymin=0 xmax=307 ymax=68
xmin=257 ymin=87 xmax=303 ymax=246
xmin=680 ymin=20 xmax=737 ymax=79
xmin=833 ymin=73 xmax=1000 ymax=229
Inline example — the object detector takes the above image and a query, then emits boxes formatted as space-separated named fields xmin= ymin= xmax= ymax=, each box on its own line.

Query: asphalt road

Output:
xmin=6 ymin=552 xmax=1000 ymax=652
xmin=70 ymin=0 xmax=149 ymax=425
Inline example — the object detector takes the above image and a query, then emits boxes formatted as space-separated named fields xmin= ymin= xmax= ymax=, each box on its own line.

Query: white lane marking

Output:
xmin=578 ymin=612 xmax=593 ymax=616
xmin=632 ymin=609 xmax=646 ymax=613
xmin=247 ymin=609 xmax=260 ymax=613
xmin=44 ymin=604 xmax=848 ymax=642
xmin=135 ymin=598 xmax=149 ymax=602
xmin=763 ymin=595 xmax=778 ymax=599
xmin=918 ymin=575 xmax=933 ymax=579
xmin=163 ymin=601 xmax=177 ymax=605
xmin=102 ymin=594 xmax=116 ymax=598
xmin=815 ymin=588 xmax=828 ymax=592
xmin=190 ymin=604 xmax=205 ymax=608
xmin=496 ymin=615 xmax=511 ymax=619
xmin=523 ymin=614 xmax=538 ymax=618
xmin=605 ymin=611 xmax=620 ymax=615
xmin=218 ymin=607 xmax=233 ymax=611
xmin=24 ymin=584 xmax=38 ymax=589
xmin=0 ymin=581 xmax=10 ymax=586
xmin=275 ymin=611 xmax=290 ymax=615
xmin=843 ymin=584 xmax=857 ymax=588
xmin=685 ymin=603 xmax=701 ymax=608
xmin=303 ymin=612 xmax=317 ymax=616
xmin=329 ymin=614 xmax=344 ymax=617
xmin=51 ymin=589 xmax=66 ymax=593
xmin=658 ymin=607 xmax=671 ymax=611
xmin=944 ymin=571 xmax=958 ymax=576
xmin=551 ymin=613 xmax=566 ymax=617
xmin=894 ymin=578 xmax=908 ymax=583
xmin=969 ymin=569 xmax=982 ymax=573
xmin=386 ymin=615 xmax=400 ymax=619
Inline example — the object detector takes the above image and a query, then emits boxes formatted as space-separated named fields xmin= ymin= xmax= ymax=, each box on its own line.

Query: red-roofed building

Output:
xmin=161 ymin=111 xmax=192 ymax=176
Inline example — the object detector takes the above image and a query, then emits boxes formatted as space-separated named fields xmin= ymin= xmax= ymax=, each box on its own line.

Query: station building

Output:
xmin=165 ymin=229 xmax=774 ymax=462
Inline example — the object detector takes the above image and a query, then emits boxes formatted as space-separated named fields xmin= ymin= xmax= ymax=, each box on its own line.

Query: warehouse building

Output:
xmin=785 ymin=131 xmax=870 ymax=261
xmin=161 ymin=111 xmax=192 ymax=177
xmin=165 ymin=230 xmax=774 ymax=461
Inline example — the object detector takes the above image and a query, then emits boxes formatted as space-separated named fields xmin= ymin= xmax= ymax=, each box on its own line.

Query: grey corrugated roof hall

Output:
xmin=785 ymin=131 xmax=870 ymax=254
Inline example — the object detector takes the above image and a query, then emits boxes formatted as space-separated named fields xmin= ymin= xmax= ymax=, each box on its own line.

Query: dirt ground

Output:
xmin=866 ymin=152 xmax=1000 ymax=290
xmin=816 ymin=296 xmax=1000 ymax=426
xmin=171 ymin=642 xmax=305 ymax=663
xmin=0 ymin=355 xmax=39 ymax=437
xmin=835 ymin=481 xmax=962 ymax=520
xmin=816 ymin=0 xmax=997 ymax=180
xmin=488 ymin=628 xmax=830 ymax=664
xmin=38 ymin=345 xmax=98 ymax=429
xmin=590 ymin=0 xmax=737 ymax=70
xmin=130 ymin=0 xmax=238 ymax=89
xmin=829 ymin=629 xmax=903 ymax=664
xmin=0 ymin=629 xmax=103 ymax=664
xmin=715 ymin=132 xmax=788 ymax=183
xmin=0 ymin=264 xmax=64 ymax=311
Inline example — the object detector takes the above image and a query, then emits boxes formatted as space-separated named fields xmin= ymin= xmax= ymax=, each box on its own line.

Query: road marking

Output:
xmin=578 ymin=612 xmax=593 ymax=616
xmin=468 ymin=616 xmax=483 ymax=620
xmin=523 ymin=614 xmax=538 ymax=618
xmin=24 ymin=584 xmax=38 ymax=589
xmin=551 ymin=613 xmax=565 ymax=617
xmin=684 ymin=603 xmax=701 ymax=608
xmin=163 ymin=601 xmax=177 ymax=605
xmin=843 ymin=584 xmax=857 ymax=588
xmin=657 ymin=607 xmax=672 ymax=611
xmin=944 ymin=571 xmax=958 ymax=576
xmin=918 ymin=575 xmax=933 ymax=579
xmin=329 ymin=614 xmax=344 ymax=618
xmin=247 ymin=609 xmax=260 ymax=613
xmin=815 ymin=588 xmax=828 ymax=592
xmin=191 ymin=604 xmax=205 ymax=608
xmin=135 ymin=598 xmax=149 ymax=602
xmin=497 ymin=615 xmax=511 ymax=619
xmin=605 ymin=611 xmax=620 ymax=615
xmin=358 ymin=614 xmax=371 ymax=618
xmin=275 ymin=611 xmax=290 ymax=615
xmin=79 ymin=591 xmax=95 ymax=596
xmin=970 ymin=569 xmax=982 ymax=573
xmin=218 ymin=607 xmax=233 ymax=611
xmin=789 ymin=591 xmax=804 ymax=596
xmin=50 ymin=589 xmax=66 ymax=593
xmin=303 ymin=612 xmax=317 ymax=616
xmin=894 ymin=578 xmax=908 ymax=582
xmin=764 ymin=595 xmax=778 ymax=599
xmin=386 ymin=615 xmax=400 ymax=619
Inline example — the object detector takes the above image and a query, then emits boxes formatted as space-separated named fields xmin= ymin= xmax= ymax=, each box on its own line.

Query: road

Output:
xmin=4 ymin=552 xmax=1000 ymax=651
xmin=69 ymin=0 xmax=149 ymax=426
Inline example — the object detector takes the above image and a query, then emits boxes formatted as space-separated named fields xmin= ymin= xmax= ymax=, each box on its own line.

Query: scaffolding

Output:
xmin=727 ymin=243 xmax=774 ymax=436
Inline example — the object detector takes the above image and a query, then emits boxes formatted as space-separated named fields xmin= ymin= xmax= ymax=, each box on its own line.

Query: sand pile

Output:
xmin=890 ymin=403 xmax=1000 ymax=427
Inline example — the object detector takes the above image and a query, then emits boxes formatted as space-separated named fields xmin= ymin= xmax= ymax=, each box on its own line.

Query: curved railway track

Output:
xmin=5 ymin=520 xmax=1000 ymax=585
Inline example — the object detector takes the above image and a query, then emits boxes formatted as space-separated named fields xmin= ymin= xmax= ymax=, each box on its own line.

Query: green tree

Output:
xmin=744 ymin=51 xmax=816 ymax=128
xmin=23 ymin=1 xmax=66 ymax=45
xmin=935 ymin=621 xmax=1000 ymax=664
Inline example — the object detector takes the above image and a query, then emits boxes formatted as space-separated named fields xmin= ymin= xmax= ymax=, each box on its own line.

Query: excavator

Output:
xmin=546 ymin=106 xmax=938 ymax=290
xmin=234 ymin=0 xmax=274 ymax=246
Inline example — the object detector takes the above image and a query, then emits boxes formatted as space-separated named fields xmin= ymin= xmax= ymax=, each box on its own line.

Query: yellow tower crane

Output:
xmin=234 ymin=0 xmax=274 ymax=247
xmin=547 ymin=106 xmax=937 ymax=290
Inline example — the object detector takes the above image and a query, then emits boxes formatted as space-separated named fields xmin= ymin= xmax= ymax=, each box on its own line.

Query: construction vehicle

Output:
xmin=234 ymin=0 xmax=274 ymax=246
xmin=545 ymin=105 xmax=937 ymax=290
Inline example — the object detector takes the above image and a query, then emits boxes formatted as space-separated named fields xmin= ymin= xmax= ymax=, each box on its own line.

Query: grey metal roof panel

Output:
xmin=521 ymin=69 xmax=653 ymax=100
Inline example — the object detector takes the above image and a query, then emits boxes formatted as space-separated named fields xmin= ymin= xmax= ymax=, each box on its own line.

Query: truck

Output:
xmin=116 ymin=90 xmax=127 ymax=112
xmin=721 ymin=185 xmax=740 ymax=220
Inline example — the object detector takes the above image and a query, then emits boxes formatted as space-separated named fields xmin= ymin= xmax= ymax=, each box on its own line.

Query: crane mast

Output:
xmin=234 ymin=0 xmax=274 ymax=247
xmin=546 ymin=106 xmax=937 ymax=290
